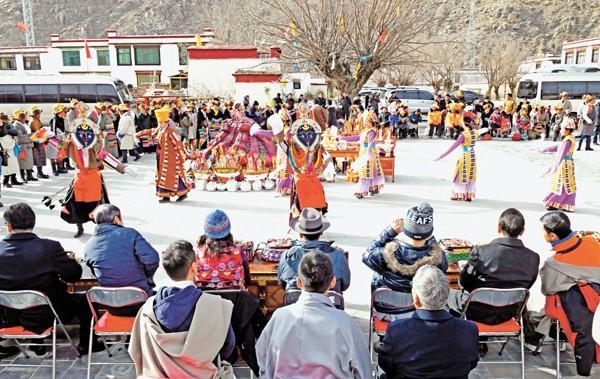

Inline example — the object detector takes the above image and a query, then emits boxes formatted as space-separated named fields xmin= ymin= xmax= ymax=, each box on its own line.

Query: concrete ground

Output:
xmin=0 ymin=128 xmax=599 ymax=378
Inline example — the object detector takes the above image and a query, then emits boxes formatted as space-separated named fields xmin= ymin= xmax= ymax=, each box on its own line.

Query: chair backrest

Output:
xmin=284 ymin=290 xmax=302 ymax=306
xmin=326 ymin=291 xmax=345 ymax=310
xmin=0 ymin=290 xmax=50 ymax=310
xmin=86 ymin=286 xmax=148 ymax=321
xmin=462 ymin=287 xmax=529 ymax=320
xmin=371 ymin=288 xmax=415 ymax=315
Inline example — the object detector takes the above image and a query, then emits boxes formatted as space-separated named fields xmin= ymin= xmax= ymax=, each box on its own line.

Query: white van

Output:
xmin=516 ymin=71 xmax=600 ymax=114
xmin=0 ymin=74 xmax=133 ymax=122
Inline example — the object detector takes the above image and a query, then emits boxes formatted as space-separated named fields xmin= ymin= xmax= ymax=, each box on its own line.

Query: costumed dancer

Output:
xmin=346 ymin=111 xmax=385 ymax=199
xmin=12 ymin=108 xmax=36 ymax=182
xmin=60 ymin=104 xmax=110 ymax=238
xmin=136 ymin=107 xmax=193 ymax=203
xmin=274 ymin=108 xmax=292 ymax=195
xmin=541 ymin=117 xmax=577 ymax=212
xmin=47 ymin=104 xmax=68 ymax=176
xmin=434 ymin=112 xmax=487 ymax=201
xmin=266 ymin=104 xmax=329 ymax=225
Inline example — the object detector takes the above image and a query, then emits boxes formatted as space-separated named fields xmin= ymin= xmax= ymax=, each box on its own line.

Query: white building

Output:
xmin=561 ymin=37 xmax=600 ymax=66
xmin=0 ymin=46 xmax=55 ymax=74
xmin=520 ymin=54 xmax=561 ymax=74
xmin=45 ymin=28 xmax=216 ymax=87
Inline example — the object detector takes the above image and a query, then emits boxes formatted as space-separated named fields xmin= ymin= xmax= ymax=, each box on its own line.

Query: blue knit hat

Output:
xmin=204 ymin=209 xmax=231 ymax=239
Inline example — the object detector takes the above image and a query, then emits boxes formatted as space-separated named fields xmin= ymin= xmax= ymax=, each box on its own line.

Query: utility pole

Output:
xmin=22 ymin=0 xmax=35 ymax=46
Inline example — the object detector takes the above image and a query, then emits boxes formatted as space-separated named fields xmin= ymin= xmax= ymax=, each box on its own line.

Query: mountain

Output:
xmin=1 ymin=0 xmax=599 ymax=58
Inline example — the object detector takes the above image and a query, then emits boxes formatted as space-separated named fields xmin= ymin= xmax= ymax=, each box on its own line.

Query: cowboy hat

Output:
xmin=12 ymin=108 xmax=26 ymax=119
xmin=290 ymin=208 xmax=330 ymax=235
xmin=53 ymin=104 xmax=66 ymax=114
xmin=29 ymin=105 xmax=42 ymax=114
xmin=118 ymin=103 xmax=129 ymax=111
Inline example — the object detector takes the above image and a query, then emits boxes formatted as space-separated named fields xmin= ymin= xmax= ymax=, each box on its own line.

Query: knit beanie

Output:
xmin=204 ymin=209 xmax=231 ymax=239
xmin=404 ymin=202 xmax=434 ymax=240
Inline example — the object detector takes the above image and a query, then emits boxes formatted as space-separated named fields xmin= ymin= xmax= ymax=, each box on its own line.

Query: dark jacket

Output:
xmin=84 ymin=224 xmax=159 ymax=296
xmin=363 ymin=227 xmax=448 ymax=292
xmin=0 ymin=233 xmax=82 ymax=330
xmin=153 ymin=285 xmax=235 ymax=359
xmin=459 ymin=237 xmax=540 ymax=324
xmin=278 ymin=240 xmax=351 ymax=293
xmin=315 ymin=97 xmax=327 ymax=107
xmin=379 ymin=309 xmax=479 ymax=379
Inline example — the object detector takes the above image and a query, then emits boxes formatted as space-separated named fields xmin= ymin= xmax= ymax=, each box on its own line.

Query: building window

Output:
xmin=117 ymin=46 xmax=132 ymax=65
xmin=96 ymin=49 xmax=110 ymax=66
xmin=134 ymin=47 xmax=160 ymax=65
xmin=565 ymin=51 xmax=574 ymax=64
xmin=136 ymin=71 xmax=161 ymax=86
xmin=592 ymin=49 xmax=599 ymax=64
xmin=170 ymin=74 xmax=188 ymax=90
xmin=0 ymin=55 xmax=17 ymax=70
xmin=62 ymin=50 xmax=81 ymax=66
xmin=23 ymin=55 xmax=41 ymax=70
xmin=178 ymin=44 xmax=191 ymax=65
xmin=576 ymin=50 xmax=586 ymax=64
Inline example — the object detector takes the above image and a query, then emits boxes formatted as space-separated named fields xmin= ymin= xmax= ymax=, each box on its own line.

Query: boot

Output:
xmin=3 ymin=176 xmax=11 ymax=188
xmin=51 ymin=162 xmax=59 ymax=176
xmin=37 ymin=167 xmax=49 ymax=179
xmin=20 ymin=170 xmax=28 ymax=183
xmin=26 ymin=169 xmax=38 ymax=181
xmin=58 ymin=161 xmax=68 ymax=174
xmin=65 ymin=160 xmax=74 ymax=171
xmin=11 ymin=174 xmax=23 ymax=186
xmin=74 ymin=223 xmax=84 ymax=238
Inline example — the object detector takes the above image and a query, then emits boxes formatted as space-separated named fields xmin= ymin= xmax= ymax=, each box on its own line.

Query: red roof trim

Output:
xmin=233 ymin=73 xmax=282 ymax=83
xmin=189 ymin=47 xmax=259 ymax=60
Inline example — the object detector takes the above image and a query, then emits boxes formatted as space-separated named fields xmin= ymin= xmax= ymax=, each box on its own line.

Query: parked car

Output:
xmin=454 ymin=90 xmax=484 ymax=105
xmin=388 ymin=87 xmax=435 ymax=114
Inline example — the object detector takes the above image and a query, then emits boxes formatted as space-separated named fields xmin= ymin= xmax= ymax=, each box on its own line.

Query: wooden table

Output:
xmin=379 ymin=155 xmax=396 ymax=182
xmin=327 ymin=149 xmax=359 ymax=160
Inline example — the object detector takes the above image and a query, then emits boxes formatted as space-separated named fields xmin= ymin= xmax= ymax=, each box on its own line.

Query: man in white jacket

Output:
xmin=117 ymin=104 xmax=140 ymax=163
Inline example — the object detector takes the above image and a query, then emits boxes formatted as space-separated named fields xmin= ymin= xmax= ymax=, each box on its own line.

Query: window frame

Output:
xmin=0 ymin=55 xmax=17 ymax=70
xmin=96 ymin=49 xmax=110 ymax=66
xmin=592 ymin=49 xmax=599 ymax=64
xmin=565 ymin=51 xmax=574 ymax=64
xmin=116 ymin=46 xmax=132 ymax=66
xmin=0 ymin=85 xmax=24 ymax=103
xmin=134 ymin=46 xmax=161 ymax=66
xmin=575 ymin=50 xmax=586 ymax=64
xmin=136 ymin=71 xmax=161 ymax=86
xmin=62 ymin=50 xmax=81 ymax=67
xmin=23 ymin=54 xmax=41 ymax=70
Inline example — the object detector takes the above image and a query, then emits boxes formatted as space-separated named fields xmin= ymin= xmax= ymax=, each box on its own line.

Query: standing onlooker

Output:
xmin=98 ymin=103 xmax=119 ymax=157
xmin=550 ymin=104 xmax=566 ymax=141
xmin=117 ymin=104 xmax=140 ymax=163
xmin=427 ymin=104 xmax=443 ymax=138
xmin=326 ymin=100 xmax=337 ymax=128
xmin=535 ymin=105 xmax=551 ymax=139
xmin=257 ymin=251 xmax=371 ymax=379
xmin=13 ymin=109 xmax=36 ymax=182
xmin=378 ymin=265 xmax=479 ymax=379
xmin=593 ymin=99 xmax=600 ymax=145
xmin=135 ymin=104 xmax=156 ymax=153
xmin=503 ymin=93 xmax=517 ymax=128
xmin=0 ymin=114 xmax=21 ymax=188
xmin=578 ymin=95 xmax=596 ymax=151
xmin=28 ymin=106 xmax=49 ymax=179
xmin=315 ymin=92 xmax=327 ymax=107
xmin=560 ymin=92 xmax=573 ymax=116
xmin=340 ymin=93 xmax=351 ymax=120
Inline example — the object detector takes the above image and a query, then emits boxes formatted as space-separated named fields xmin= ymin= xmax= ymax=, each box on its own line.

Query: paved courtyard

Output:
xmin=1 ymin=132 xmax=599 ymax=378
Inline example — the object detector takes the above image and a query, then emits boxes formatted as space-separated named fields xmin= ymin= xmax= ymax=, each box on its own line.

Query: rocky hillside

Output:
xmin=1 ymin=0 xmax=598 ymax=57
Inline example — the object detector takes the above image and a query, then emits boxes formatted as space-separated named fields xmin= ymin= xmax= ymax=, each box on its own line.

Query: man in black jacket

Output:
xmin=0 ymin=203 xmax=101 ymax=355
xmin=448 ymin=208 xmax=540 ymax=325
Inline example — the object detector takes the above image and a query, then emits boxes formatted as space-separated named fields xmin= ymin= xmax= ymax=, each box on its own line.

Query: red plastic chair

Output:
xmin=461 ymin=287 xmax=529 ymax=379
xmin=0 ymin=290 xmax=79 ymax=379
xmin=86 ymin=286 xmax=148 ymax=379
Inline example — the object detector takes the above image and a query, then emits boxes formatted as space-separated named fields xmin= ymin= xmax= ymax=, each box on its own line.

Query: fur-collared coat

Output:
xmin=363 ymin=226 xmax=448 ymax=292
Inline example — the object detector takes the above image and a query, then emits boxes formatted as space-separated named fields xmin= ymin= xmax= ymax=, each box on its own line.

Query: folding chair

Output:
xmin=0 ymin=290 xmax=78 ymax=379
xmin=461 ymin=287 xmax=529 ymax=379
xmin=283 ymin=289 xmax=302 ymax=306
xmin=86 ymin=286 xmax=148 ymax=379
xmin=369 ymin=288 xmax=415 ymax=363
xmin=283 ymin=289 xmax=345 ymax=310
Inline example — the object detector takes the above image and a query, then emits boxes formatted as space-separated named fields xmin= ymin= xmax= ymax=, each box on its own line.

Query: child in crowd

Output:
xmin=397 ymin=106 xmax=410 ymax=139
xmin=427 ymin=104 xmax=443 ymax=138
xmin=516 ymin=109 xmax=531 ymax=140
xmin=408 ymin=109 xmax=422 ymax=138
xmin=488 ymin=107 xmax=502 ymax=137
xmin=195 ymin=209 xmax=250 ymax=289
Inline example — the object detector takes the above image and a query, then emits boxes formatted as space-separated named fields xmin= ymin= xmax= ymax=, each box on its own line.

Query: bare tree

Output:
xmin=500 ymin=42 xmax=529 ymax=96
xmin=255 ymin=0 xmax=433 ymax=97
xmin=419 ymin=43 xmax=464 ymax=93
xmin=478 ymin=41 xmax=528 ymax=99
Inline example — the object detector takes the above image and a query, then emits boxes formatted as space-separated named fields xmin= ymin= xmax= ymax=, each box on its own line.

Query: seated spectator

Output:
xmin=448 ymin=208 xmax=540 ymax=325
xmin=363 ymin=202 xmax=447 ymax=292
xmin=278 ymin=208 xmax=350 ymax=293
xmin=84 ymin=204 xmax=159 ymax=303
xmin=408 ymin=109 xmax=422 ymax=138
xmin=0 ymin=203 xmax=102 ymax=356
xmin=379 ymin=265 xmax=479 ymax=379
xmin=129 ymin=240 xmax=236 ymax=378
xmin=538 ymin=211 xmax=600 ymax=377
xmin=257 ymin=251 xmax=371 ymax=378
xmin=195 ymin=209 xmax=250 ymax=289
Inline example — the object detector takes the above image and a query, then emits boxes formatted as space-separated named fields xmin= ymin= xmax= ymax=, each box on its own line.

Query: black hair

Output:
xmin=3 ymin=203 xmax=35 ymax=230
xmin=498 ymin=208 xmax=525 ymax=238
xmin=197 ymin=233 xmax=235 ymax=257
xmin=162 ymin=240 xmax=196 ymax=281
xmin=540 ymin=211 xmax=572 ymax=240
xmin=301 ymin=232 xmax=322 ymax=241
xmin=298 ymin=250 xmax=333 ymax=293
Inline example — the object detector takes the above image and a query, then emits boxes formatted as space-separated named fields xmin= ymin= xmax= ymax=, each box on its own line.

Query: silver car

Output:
xmin=388 ymin=88 xmax=435 ymax=114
